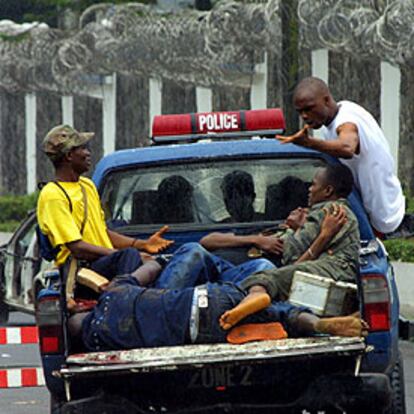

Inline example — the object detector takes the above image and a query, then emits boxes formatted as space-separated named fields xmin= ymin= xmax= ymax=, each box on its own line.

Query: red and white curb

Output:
xmin=0 ymin=326 xmax=44 ymax=387
xmin=0 ymin=326 xmax=38 ymax=345
xmin=0 ymin=367 xmax=45 ymax=388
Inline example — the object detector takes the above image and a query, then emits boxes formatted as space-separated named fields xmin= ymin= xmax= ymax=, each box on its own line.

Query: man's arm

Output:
xmin=294 ymin=204 xmax=347 ymax=263
xmin=108 ymin=226 xmax=174 ymax=254
xmin=66 ymin=240 xmax=116 ymax=261
xmin=200 ymin=232 xmax=284 ymax=256
xmin=276 ymin=123 xmax=359 ymax=159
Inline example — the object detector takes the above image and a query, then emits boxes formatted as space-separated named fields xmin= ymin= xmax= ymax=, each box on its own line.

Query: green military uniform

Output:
xmin=240 ymin=199 xmax=360 ymax=300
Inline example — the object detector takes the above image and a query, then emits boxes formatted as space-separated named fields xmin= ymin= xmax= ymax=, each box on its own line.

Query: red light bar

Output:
xmin=152 ymin=109 xmax=285 ymax=143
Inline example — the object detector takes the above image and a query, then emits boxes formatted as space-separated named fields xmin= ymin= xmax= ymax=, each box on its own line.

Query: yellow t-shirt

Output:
xmin=37 ymin=177 xmax=113 ymax=266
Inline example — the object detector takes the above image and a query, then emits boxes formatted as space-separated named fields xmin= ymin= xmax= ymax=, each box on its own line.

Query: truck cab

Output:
xmin=35 ymin=109 xmax=404 ymax=413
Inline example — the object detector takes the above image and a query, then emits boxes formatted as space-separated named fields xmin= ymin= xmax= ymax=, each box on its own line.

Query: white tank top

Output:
xmin=322 ymin=100 xmax=405 ymax=233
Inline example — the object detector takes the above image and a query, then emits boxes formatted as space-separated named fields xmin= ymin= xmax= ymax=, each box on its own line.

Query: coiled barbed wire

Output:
xmin=0 ymin=0 xmax=281 ymax=93
xmin=298 ymin=0 xmax=414 ymax=65
xmin=0 ymin=0 xmax=414 ymax=94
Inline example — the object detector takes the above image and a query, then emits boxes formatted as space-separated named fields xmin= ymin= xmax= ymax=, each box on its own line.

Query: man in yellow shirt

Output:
xmin=38 ymin=125 xmax=173 ymax=279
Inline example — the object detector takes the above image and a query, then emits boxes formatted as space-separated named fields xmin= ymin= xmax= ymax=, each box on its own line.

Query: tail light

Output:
xmin=362 ymin=274 xmax=390 ymax=331
xmin=36 ymin=295 xmax=63 ymax=354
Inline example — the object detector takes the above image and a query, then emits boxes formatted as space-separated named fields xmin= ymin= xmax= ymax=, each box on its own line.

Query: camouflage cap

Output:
xmin=43 ymin=125 xmax=94 ymax=160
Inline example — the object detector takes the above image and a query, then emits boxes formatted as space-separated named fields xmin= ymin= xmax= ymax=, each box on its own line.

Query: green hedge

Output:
xmin=0 ymin=193 xmax=38 ymax=232
xmin=383 ymin=238 xmax=414 ymax=263
xmin=383 ymin=194 xmax=414 ymax=262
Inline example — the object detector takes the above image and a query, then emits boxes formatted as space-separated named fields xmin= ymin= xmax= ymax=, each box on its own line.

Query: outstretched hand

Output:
xmin=276 ymin=124 xmax=311 ymax=146
xmin=321 ymin=204 xmax=347 ymax=239
xmin=255 ymin=235 xmax=284 ymax=255
xmin=144 ymin=225 xmax=174 ymax=254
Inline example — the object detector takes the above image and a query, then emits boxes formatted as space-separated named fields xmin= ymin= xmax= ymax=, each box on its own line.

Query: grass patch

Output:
xmin=0 ymin=221 xmax=23 ymax=233
xmin=383 ymin=238 xmax=414 ymax=263
xmin=381 ymin=194 xmax=414 ymax=262
xmin=0 ymin=193 xmax=38 ymax=233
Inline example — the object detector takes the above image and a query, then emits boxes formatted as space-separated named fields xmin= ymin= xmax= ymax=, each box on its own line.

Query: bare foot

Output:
xmin=316 ymin=314 xmax=369 ymax=337
xmin=220 ymin=292 xmax=271 ymax=330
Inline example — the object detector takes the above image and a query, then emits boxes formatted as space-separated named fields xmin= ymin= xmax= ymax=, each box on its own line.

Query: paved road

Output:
xmin=393 ymin=261 xmax=414 ymax=319
xmin=0 ymin=313 xmax=48 ymax=414
xmin=0 ymin=312 xmax=412 ymax=414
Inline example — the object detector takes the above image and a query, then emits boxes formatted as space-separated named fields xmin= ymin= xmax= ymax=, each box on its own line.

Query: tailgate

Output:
xmin=60 ymin=336 xmax=365 ymax=379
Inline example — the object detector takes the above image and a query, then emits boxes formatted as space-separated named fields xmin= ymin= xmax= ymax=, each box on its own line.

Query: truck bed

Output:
xmin=60 ymin=336 xmax=366 ymax=379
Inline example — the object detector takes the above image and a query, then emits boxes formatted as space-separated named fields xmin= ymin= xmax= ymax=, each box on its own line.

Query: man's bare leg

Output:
xmin=296 ymin=311 xmax=368 ymax=337
xmin=220 ymin=286 xmax=271 ymax=330
xmin=131 ymin=259 xmax=162 ymax=286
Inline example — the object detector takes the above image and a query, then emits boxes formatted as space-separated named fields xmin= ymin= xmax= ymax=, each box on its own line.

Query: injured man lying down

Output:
xmin=69 ymin=253 xmax=368 ymax=352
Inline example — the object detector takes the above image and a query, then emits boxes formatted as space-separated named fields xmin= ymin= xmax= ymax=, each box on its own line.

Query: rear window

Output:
xmin=100 ymin=157 xmax=325 ymax=228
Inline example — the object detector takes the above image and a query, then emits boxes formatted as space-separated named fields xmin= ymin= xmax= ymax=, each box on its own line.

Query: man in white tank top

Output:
xmin=276 ymin=76 xmax=405 ymax=234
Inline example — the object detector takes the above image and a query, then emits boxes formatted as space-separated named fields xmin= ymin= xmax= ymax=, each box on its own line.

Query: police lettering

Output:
xmin=198 ymin=113 xmax=238 ymax=132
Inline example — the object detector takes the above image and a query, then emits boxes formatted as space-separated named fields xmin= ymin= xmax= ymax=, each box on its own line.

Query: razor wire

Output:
xmin=0 ymin=0 xmax=282 ymax=94
xmin=1 ymin=0 xmax=414 ymax=94
xmin=298 ymin=0 xmax=414 ymax=66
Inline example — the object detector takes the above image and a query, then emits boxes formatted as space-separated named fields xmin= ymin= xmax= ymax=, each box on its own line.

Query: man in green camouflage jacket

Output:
xmin=217 ymin=163 xmax=360 ymax=330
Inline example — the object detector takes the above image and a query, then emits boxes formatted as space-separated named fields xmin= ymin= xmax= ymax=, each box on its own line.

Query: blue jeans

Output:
xmin=195 ymin=283 xmax=309 ymax=343
xmin=153 ymin=242 xmax=275 ymax=289
xmin=90 ymin=247 xmax=142 ymax=280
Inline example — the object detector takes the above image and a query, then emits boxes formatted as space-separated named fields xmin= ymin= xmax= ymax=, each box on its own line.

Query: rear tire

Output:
xmin=384 ymin=352 xmax=406 ymax=414
xmin=50 ymin=394 xmax=64 ymax=414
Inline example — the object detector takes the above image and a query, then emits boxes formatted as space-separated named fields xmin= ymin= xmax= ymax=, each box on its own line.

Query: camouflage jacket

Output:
xmin=282 ymin=199 xmax=360 ymax=274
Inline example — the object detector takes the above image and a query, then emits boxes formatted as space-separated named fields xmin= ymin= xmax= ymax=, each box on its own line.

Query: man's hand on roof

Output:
xmin=142 ymin=225 xmax=174 ymax=254
xmin=276 ymin=124 xmax=311 ymax=146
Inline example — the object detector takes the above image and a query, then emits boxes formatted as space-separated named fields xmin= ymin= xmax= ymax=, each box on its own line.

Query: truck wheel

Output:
xmin=50 ymin=394 xmax=64 ymax=414
xmin=0 ymin=300 xmax=9 ymax=325
xmin=385 ymin=353 xmax=406 ymax=414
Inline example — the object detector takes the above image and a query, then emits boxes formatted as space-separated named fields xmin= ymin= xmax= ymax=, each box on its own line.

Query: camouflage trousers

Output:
xmin=239 ymin=257 xmax=357 ymax=300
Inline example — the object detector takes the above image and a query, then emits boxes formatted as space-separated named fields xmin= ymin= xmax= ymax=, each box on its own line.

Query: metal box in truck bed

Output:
xmin=289 ymin=271 xmax=358 ymax=316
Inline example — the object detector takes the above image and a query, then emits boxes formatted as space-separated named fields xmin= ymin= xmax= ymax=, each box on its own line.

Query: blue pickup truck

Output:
xmin=31 ymin=109 xmax=404 ymax=413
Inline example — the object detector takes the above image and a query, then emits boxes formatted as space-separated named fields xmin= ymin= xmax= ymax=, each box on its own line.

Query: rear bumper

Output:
xmin=56 ymin=372 xmax=391 ymax=414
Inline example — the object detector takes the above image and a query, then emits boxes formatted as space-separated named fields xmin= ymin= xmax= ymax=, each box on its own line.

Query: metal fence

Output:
xmin=0 ymin=0 xmax=413 ymax=194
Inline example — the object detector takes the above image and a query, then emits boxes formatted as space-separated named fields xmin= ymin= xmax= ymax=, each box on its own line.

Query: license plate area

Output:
xmin=188 ymin=364 xmax=255 ymax=389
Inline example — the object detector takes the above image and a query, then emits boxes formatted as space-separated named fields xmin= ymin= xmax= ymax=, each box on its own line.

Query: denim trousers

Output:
xmin=194 ymin=283 xmax=307 ymax=343
xmin=90 ymin=247 xmax=142 ymax=280
xmin=153 ymin=242 xmax=275 ymax=289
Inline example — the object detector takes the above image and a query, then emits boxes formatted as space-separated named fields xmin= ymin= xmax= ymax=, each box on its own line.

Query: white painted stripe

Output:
xmin=150 ymin=77 xmax=162 ymax=135
xmin=381 ymin=61 xmax=400 ymax=171
xmin=311 ymin=48 xmax=329 ymax=140
xmin=102 ymin=73 xmax=117 ymax=155
xmin=36 ymin=368 xmax=46 ymax=386
xmin=251 ymin=52 xmax=268 ymax=110
xmin=311 ymin=48 xmax=329 ymax=84
xmin=6 ymin=328 xmax=21 ymax=345
xmin=7 ymin=369 xmax=22 ymax=388
xmin=25 ymin=93 xmax=37 ymax=194
xmin=196 ymin=87 xmax=212 ymax=113
xmin=62 ymin=95 xmax=74 ymax=126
